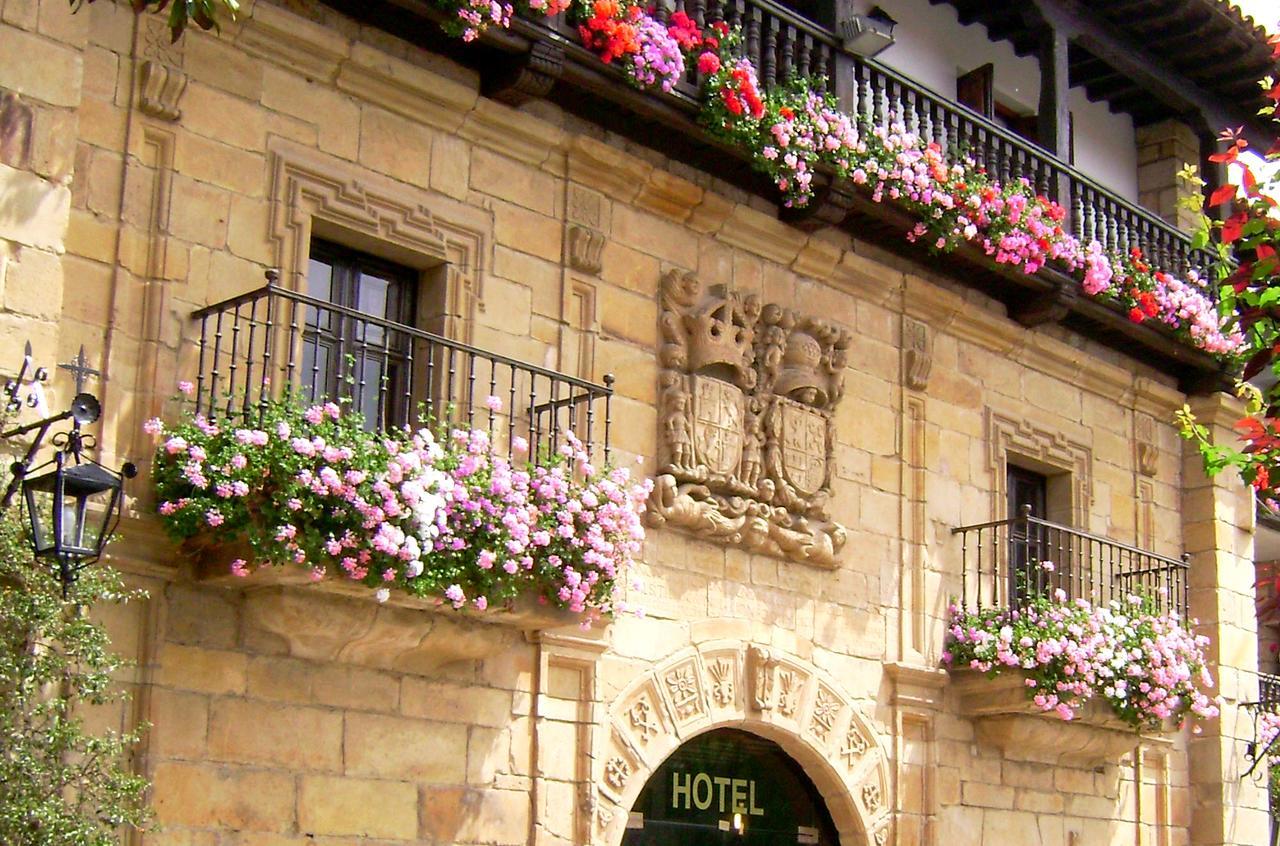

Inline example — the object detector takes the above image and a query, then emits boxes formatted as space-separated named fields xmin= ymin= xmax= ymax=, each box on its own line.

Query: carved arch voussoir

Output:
xmin=598 ymin=637 xmax=891 ymax=846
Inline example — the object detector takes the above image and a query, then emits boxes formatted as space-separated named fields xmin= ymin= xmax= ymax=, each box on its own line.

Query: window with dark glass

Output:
xmin=302 ymin=241 xmax=417 ymax=429
xmin=1008 ymin=464 xmax=1049 ymax=604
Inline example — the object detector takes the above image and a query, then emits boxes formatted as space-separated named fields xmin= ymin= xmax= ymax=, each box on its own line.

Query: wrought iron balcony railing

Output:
xmin=189 ymin=272 xmax=615 ymax=462
xmin=1261 ymin=672 xmax=1280 ymax=710
xmin=530 ymin=0 xmax=1217 ymax=283
xmin=952 ymin=505 xmax=1189 ymax=618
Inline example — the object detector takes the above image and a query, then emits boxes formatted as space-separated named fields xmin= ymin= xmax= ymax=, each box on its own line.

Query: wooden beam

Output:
xmin=1037 ymin=26 xmax=1071 ymax=164
xmin=1186 ymin=51 xmax=1266 ymax=81
xmin=1124 ymin=5 xmax=1202 ymax=29
xmin=1024 ymin=0 xmax=1269 ymax=148
xmin=1084 ymin=74 xmax=1143 ymax=99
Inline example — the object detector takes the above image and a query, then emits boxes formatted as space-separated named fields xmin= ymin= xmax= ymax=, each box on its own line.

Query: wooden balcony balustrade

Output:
xmin=529 ymin=0 xmax=1219 ymax=281
xmin=321 ymin=0 xmax=1232 ymax=388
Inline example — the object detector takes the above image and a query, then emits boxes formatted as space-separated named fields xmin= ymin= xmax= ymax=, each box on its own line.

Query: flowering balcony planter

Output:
xmin=148 ymin=388 xmax=652 ymax=662
xmin=320 ymin=0 xmax=1237 ymax=390
xmin=950 ymin=669 xmax=1178 ymax=765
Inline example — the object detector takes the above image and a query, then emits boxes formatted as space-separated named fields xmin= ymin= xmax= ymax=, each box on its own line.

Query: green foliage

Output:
xmin=1176 ymin=40 xmax=1280 ymax=562
xmin=69 ymin=0 xmax=240 ymax=41
xmin=0 ymin=509 xmax=150 ymax=846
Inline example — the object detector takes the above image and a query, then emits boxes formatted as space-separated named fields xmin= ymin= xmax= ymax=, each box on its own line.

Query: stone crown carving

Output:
xmin=646 ymin=271 xmax=850 ymax=567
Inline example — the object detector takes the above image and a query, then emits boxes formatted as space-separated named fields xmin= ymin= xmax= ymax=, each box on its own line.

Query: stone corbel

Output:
xmin=951 ymin=669 xmax=1174 ymax=765
xmin=567 ymin=223 xmax=605 ymax=275
xmin=482 ymin=41 xmax=565 ymax=107
xmin=138 ymin=61 xmax=188 ymax=122
xmin=779 ymin=173 xmax=857 ymax=232
xmin=902 ymin=316 xmax=932 ymax=391
xmin=1008 ymin=277 xmax=1079 ymax=328
xmin=884 ymin=662 xmax=948 ymax=710
xmin=1135 ymin=414 xmax=1158 ymax=477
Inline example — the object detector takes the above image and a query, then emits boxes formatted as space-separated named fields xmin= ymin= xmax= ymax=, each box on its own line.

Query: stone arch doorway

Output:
xmin=592 ymin=636 xmax=892 ymax=846
xmin=622 ymin=727 xmax=842 ymax=845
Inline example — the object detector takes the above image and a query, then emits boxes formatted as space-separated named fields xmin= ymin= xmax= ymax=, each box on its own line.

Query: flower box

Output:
xmin=149 ymin=394 xmax=650 ymax=627
xmin=949 ymin=669 xmax=1178 ymax=765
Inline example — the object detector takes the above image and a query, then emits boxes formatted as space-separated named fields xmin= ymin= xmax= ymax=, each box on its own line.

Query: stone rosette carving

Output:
xmin=646 ymin=270 xmax=850 ymax=567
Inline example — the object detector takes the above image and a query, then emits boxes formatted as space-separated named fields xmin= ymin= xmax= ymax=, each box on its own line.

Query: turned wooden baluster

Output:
xmin=762 ymin=16 xmax=777 ymax=88
xmin=860 ymin=67 xmax=874 ymax=125
xmin=725 ymin=0 xmax=742 ymax=29
xmin=920 ymin=98 xmax=935 ymax=147
xmin=1071 ymin=184 xmax=1086 ymax=243
xmin=779 ymin=24 xmax=795 ymax=87
xmin=814 ymin=43 xmax=830 ymax=92
xmin=797 ymin=33 xmax=811 ymax=80
xmin=746 ymin=5 xmax=761 ymax=67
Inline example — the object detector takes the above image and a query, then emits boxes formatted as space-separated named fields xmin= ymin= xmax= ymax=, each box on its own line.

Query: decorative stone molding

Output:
xmin=1135 ymin=413 xmax=1158 ymax=477
xmin=902 ymin=316 xmax=932 ymax=391
xmin=634 ymin=169 xmax=704 ymax=223
xmin=716 ymin=204 xmax=808 ymax=265
xmin=792 ymin=237 xmax=844 ymax=281
xmin=267 ymin=139 xmax=487 ymax=340
xmin=137 ymin=61 xmax=188 ymax=123
xmin=645 ymin=270 xmax=851 ymax=567
xmin=137 ymin=11 xmax=187 ymax=121
xmin=986 ymin=407 xmax=1092 ymax=525
xmin=884 ymin=661 xmax=948 ymax=710
xmin=192 ymin=538 xmax=579 ymax=672
xmin=234 ymin=583 xmax=573 ymax=674
xmin=567 ymin=224 xmax=605 ymax=275
xmin=951 ymin=670 xmax=1173 ymax=765
xmin=598 ymin=638 xmax=891 ymax=846
xmin=567 ymin=136 xmax=653 ymax=204
xmin=336 ymin=43 xmax=479 ymax=134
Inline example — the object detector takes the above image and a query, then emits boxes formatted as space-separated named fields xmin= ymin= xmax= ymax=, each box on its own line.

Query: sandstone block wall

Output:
xmin=0 ymin=0 xmax=1268 ymax=843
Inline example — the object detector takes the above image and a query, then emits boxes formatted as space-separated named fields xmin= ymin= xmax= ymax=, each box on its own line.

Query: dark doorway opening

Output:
xmin=622 ymin=728 xmax=841 ymax=846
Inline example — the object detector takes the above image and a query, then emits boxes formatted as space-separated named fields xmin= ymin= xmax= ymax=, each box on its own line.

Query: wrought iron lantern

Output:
xmin=20 ymin=439 xmax=135 ymax=587
xmin=840 ymin=6 xmax=897 ymax=58
xmin=0 ymin=345 xmax=135 ymax=591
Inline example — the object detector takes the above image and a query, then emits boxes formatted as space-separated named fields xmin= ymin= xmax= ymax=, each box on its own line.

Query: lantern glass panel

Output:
xmin=22 ymin=462 xmax=122 ymax=560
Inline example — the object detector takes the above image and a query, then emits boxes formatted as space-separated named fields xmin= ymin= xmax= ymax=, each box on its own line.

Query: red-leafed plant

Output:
xmin=1178 ymin=32 xmax=1280 ymax=512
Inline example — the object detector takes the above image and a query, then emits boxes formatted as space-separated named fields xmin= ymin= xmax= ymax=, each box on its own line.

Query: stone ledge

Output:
xmin=191 ymin=545 xmax=585 ymax=672
xmin=950 ymin=669 xmax=1177 ymax=765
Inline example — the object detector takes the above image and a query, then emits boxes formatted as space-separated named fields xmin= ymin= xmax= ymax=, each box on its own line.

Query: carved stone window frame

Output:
xmin=267 ymin=138 xmax=488 ymax=344
xmin=986 ymin=408 xmax=1092 ymax=527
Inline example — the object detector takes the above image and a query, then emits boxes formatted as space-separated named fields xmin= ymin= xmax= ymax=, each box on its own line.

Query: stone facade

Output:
xmin=0 ymin=0 xmax=1270 ymax=844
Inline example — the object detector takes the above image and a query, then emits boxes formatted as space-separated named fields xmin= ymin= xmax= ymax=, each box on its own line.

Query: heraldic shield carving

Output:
xmin=647 ymin=271 xmax=851 ymax=568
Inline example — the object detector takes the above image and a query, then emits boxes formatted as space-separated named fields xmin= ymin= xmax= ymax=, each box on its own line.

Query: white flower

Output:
xmin=374 ymin=588 xmax=391 ymax=604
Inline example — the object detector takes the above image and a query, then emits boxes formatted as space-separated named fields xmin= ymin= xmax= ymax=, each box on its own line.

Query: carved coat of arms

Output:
xmin=647 ymin=271 xmax=849 ymax=567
